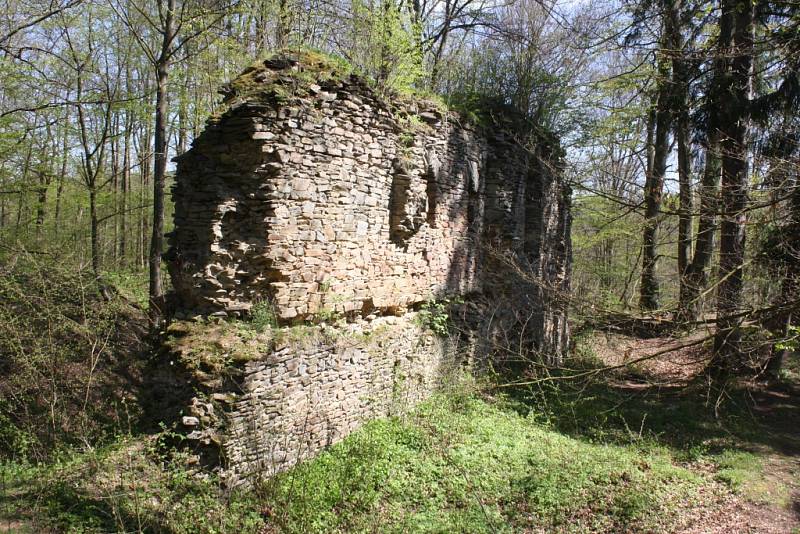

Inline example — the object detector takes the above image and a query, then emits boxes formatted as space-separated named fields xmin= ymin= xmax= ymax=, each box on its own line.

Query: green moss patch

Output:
xmin=217 ymin=49 xmax=354 ymax=114
xmin=163 ymin=320 xmax=270 ymax=387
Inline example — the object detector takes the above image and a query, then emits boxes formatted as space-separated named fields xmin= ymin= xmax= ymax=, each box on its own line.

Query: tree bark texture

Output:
xmin=712 ymin=0 xmax=754 ymax=370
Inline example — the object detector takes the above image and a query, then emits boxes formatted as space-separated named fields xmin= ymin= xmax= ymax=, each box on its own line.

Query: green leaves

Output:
xmin=349 ymin=0 xmax=425 ymax=93
xmin=417 ymin=299 xmax=451 ymax=336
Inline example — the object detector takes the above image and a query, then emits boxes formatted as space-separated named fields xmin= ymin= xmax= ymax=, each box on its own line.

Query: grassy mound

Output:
xmin=258 ymin=392 xmax=703 ymax=533
xmin=0 ymin=256 xmax=149 ymax=462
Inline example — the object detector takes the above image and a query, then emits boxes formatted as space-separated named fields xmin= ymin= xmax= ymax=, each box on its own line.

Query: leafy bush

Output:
xmin=249 ymin=299 xmax=278 ymax=332
xmin=416 ymin=299 xmax=451 ymax=336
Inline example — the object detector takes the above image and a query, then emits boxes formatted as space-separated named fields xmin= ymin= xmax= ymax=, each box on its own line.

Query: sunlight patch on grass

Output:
xmin=714 ymin=450 xmax=789 ymax=506
xmin=256 ymin=393 xmax=704 ymax=533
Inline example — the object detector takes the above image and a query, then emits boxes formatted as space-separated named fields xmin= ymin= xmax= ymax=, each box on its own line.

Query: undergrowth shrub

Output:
xmin=0 ymin=254 xmax=147 ymax=461
xmin=249 ymin=299 xmax=278 ymax=332
xmin=2 ymin=436 xmax=265 ymax=534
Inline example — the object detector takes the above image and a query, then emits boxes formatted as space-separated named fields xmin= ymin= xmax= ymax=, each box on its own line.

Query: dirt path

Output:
xmin=590 ymin=330 xmax=713 ymax=386
xmin=590 ymin=332 xmax=800 ymax=533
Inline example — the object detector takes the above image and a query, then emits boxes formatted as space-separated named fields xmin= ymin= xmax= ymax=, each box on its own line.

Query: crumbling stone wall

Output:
xmin=215 ymin=314 xmax=449 ymax=486
xmin=168 ymin=53 xmax=570 ymax=358
xmin=165 ymin=53 xmax=572 ymax=484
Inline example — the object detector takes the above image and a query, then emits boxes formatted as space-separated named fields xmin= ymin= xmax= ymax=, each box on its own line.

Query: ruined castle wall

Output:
xmin=167 ymin=55 xmax=572 ymax=484
xmin=217 ymin=314 xmax=448 ymax=486
xmin=168 ymin=58 xmax=569 ymax=360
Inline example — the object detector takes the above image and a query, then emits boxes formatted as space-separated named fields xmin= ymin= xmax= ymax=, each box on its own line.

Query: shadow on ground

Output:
xmin=499 ymin=338 xmax=800 ymax=460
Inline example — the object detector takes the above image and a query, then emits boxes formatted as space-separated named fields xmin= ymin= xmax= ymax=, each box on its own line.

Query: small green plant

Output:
xmin=417 ymin=299 xmax=450 ymax=335
xmin=569 ymin=331 xmax=605 ymax=369
xmin=713 ymin=449 xmax=791 ymax=506
xmin=272 ymin=324 xmax=320 ymax=349
xmin=775 ymin=325 xmax=800 ymax=352
xmin=397 ymin=113 xmax=424 ymax=134
xmin=316 ymin=306 xmax=342 ymax=323
xmin=714 ymin=450 xmax=762 ymax=491
xmin=249 ymin=300 xmax=278 ymax=333
xmin=104 ymin=269 xmax=150 ymax=308
xmin=316 ymin=291 xmax=345 ymax=324
xmin=398 ymin=130 xmax=415 ymax=148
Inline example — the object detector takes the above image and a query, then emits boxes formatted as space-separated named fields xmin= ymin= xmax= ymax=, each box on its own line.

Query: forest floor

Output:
xmin=587 ymin=331 xmax=800 ymax=533
xmin=2 ymin=316 xmax=800 ymax=533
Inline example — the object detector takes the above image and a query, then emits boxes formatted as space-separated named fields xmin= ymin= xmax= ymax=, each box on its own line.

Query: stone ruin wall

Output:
xmin=167 ymin=55 xmax=570 ymax=356
xmin=166 ymin=55 xmax=571 ymax=483
xmin=215 ymin=314 xmax=449 ymax=486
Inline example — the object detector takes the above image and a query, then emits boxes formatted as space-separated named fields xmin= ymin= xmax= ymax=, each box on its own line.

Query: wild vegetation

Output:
xmin=1 ymin=0 xmax=799 ymax=531
xmin=3 ymin=342 xmax=799 ymax=532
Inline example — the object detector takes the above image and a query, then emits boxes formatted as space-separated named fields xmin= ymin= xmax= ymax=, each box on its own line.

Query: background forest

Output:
xmin=1 ymin=0 xmax=799 ymax=531
xmin=2 ymin=0 xmax=798 ymax=364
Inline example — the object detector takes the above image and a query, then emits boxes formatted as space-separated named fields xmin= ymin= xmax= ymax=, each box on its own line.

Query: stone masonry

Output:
xmin=167 ymin=52 xmax=570 ymax=358
xmin=218 ymin=314 xmax=449 ymax=486
xmin=166 ymin=53 xmax=571 ymax=482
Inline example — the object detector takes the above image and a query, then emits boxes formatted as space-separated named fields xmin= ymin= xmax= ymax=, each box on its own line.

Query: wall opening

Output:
xmin=389 ymin=157 xmax=429 ymax=249
xmin=389 ymin=171 xmax=412 ymax=247
xmin=425 ymin=168 xmax=437 ymax=228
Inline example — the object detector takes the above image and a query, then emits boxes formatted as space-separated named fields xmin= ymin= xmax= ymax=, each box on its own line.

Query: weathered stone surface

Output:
xmin=165 ymin=53 xmax=572 ymax=484
xmin=217 ymin=314 xmax=448 ymax=486
xmin=167 ymin=54 xmax=570 ymax=357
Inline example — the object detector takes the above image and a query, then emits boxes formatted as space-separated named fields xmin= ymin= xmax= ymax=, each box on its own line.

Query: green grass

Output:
xmin=104 ymin=268 xmax=150 ymax=308
xmin=496 ymin=333 xmax=800 ymax=512
xmin=2 ymin=391 xmax=709 ymax=534
xmin=713 ymin=449 xmax=790 ymax=506
xmin=715 ymin=450 xmax=763 ymax=490
xmin=256 ymin=392 xmax=703 ymax=533
xmin=7 ymin=334 xmax=798 ymax=534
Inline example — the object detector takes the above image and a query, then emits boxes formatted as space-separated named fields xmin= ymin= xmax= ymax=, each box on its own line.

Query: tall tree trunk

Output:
xmin=111 ymin=112 xmax=120 ymax=264
xmin=177 ymin=86 xmax=188 ymax=157
xmin=712 ymin=0 xmax=754 ymax=372
xmin=256 ymin=1 xmax=269 ymax=53
xmin=276 ymin=0 xmax=290 ymax=49
xmin=90 ymin=186 xmax=100 ymax=275
xmin=684 ymin=137 xmax=721 ymax=318
xmin=765 ymin=156 xmax=800 ymax=375
xmin=119 ymin=110 xmax=131 ymax=267
xmin=668 ymin=0 xmax=693 ymax=313
xmin=640 ymin=41 xmax=671 ymax=311
xmin=149 ymin=0 xmax=175 ymax=327
xmin=72 ymin=50 xmax=113 ymax=279
xmin=16 ymin=144 xmax=34 ymax=237
xmin=138 ymin=125 xmax=152 ymax=268
xmin=54 ymin=109 xmax=70 ymax=236
xmin=35 ymin=171 xmax=49 ymax=238
xmin=149 ymin=65 xmax=168 ymax=324
xmin=676 ymin=120 xmax=692 ymax=284
xmin=683 ymin=1 xmax=734 ymax=321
